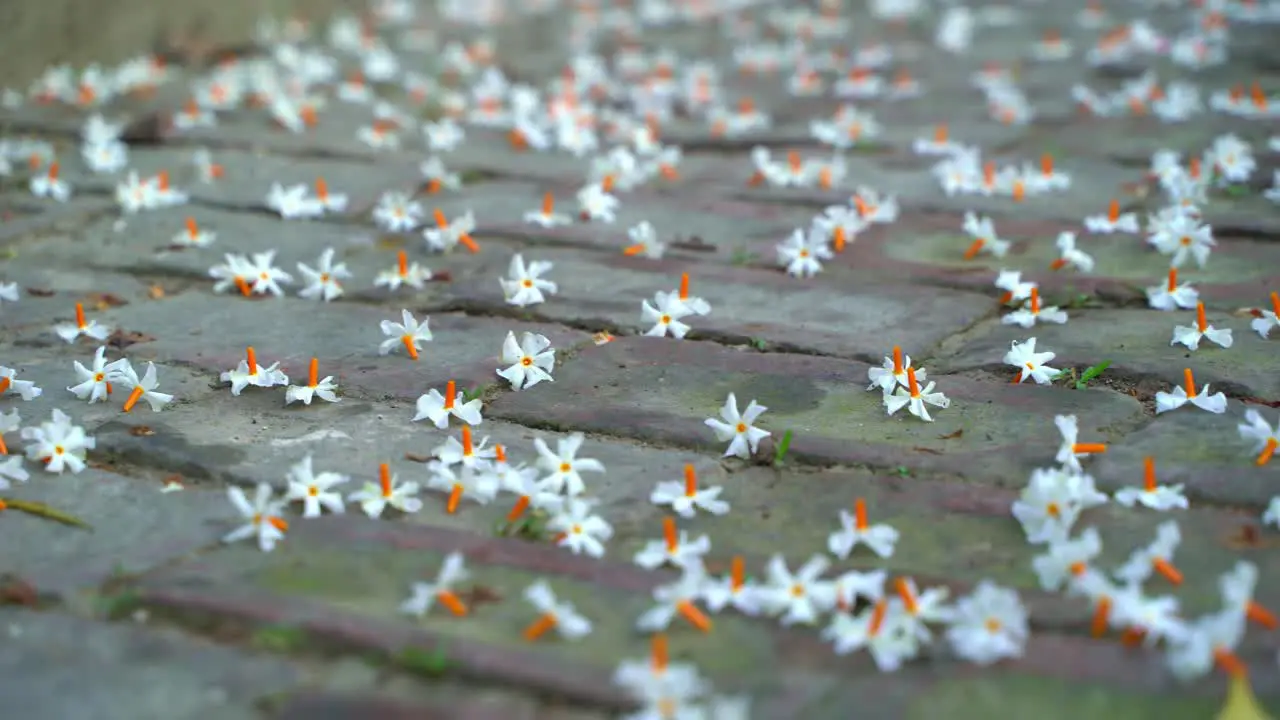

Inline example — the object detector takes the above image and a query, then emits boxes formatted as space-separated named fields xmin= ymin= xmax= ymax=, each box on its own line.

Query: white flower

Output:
xmin=702 ymin=558 xmax=765 ymax=616
xmin=30 ymin=163 xmax=71 ymax=202
xmin=1004 ymin=337 xmax=1058 ymax=385
xmin=423 ymin=209 xmax=478 ymax=253
xmin=400 ymin=552 xmax=470 ymax=617
xmin=0 ymin=455 xmax=30 ymax=487
xmin=704 ymin=393 xmax=770 ymax=459
xmin=1114 ymin=457 xmax=1188 ymax=511
xmin=222 ymin=484 xmax=288 ymax=551
xmin=891 ymin=577 xmax=955 ymax=643
xmin=172 ymin=217 xmax=215 ymax=248
xmin=1002 ymin=289 xmax=1068 ymax=328
xmin=1053 ymin=414 xmax=1108 ymax=472
xmin=1171 ymin=304 xmax=1232 ymax=350
xmin=244 ymin=251 xmax=292 ymax=297
xmin=500 ymin=254 xmax=557 ymax=307
xmin=867 ymin=346 xmax=924 ymax=395
xmin=266 ymin=182 xmax=324 ymax=219
xmin=1165 ymin=608 xmax=1245 ymax=680
xmin=633 ymin=518 xmax=712 ymax=571
xmin=1115 ymin=521 xmax=1184 ymax=586
xmin=577 ymin=182 xmax=619 ymax=222
xmin=1146 ymin=268 xmax=1199 ymax=311
xmin=1263 ymin=497 xmax=1280 ymax=529
xmin=1155 ymin=369 xmax=1227 ymax=414
xmin=0 ymin=366 xmax=42 ymax=401
xmin=284 ymin=359 xmax=339 ymax=406
xmin=374 ymin=251 xmax=433 ymax=291
xmin=522 ymin=192 xmax=573 ymax=227
xmin=372 ymin=191 xmax=424 ymax=232
xmin=20 ymin=409 xmax=93 ymax=474
xmin=961 ymin=212 xmax=1011 ymax=258
xmin=426 ymin=463 xmax=499 ymax=512
xmin=1051 ymin=232 xmax=1094 ymax=272
xmin=220 ymin=348 xmax=289 ymax=395
xmin=776 ymin=227 xmax=833 ymax=278
xmin=649 ymin=465 xmax=729 ymax=518
xmin=1083 ymin=200 xmax=1139 ymax=234
xmin=54 ymin=303 xmax=111 ymax=344
xmin=945 ymin=581 xmax=1029 ymax=666
xmin=827 ymin=498 xmax=899 ymax=558
xmin=419 ymin=156 xmax=461 ymax=193
xmin=378 ymin=309 xmax=433 ymax=359
xmin=1250 ymin=292 xmax=1279 ymax=338
xmin=758 ymin=554 xmax=838 ymax=626
xmin=1238 ymin=409 xmax=1279 ymax=467
xmin=293 ymin=248 xmax=348 ymax=301
xmin=1148 ymin=212 xmax=1214 ymax=268
xmin=822 ymin=599 xmax=918 ymax=671
xmin=348 ymin=464 xmax=423 ymax=518
xmin=522 ymin=581 xmax=592 ymax=641
xmin=283 ymin=456 xmax=348 ymax=517
xmin=636 ymin=562 xmax=713 ymax=633
xmin=884 ymin=368 xmax=950 ymax=422
xmin=117 ymin=361 xmax=174 ymax=412
xmin=1011 ymin=467 xmax=1108 ymax=544
xmin=624 ymin=221 xmax=666 ymax=258
xmin=413 ymin=381 xmax=483 ymax=428
xmin=496 ymin=331 xmax=556 ymax=390
xmin=1031 ymin=528 xmax=1102 ymax=591
xmin=547 ymin=497 xmax=613 ymax=557
xmin=533 ymin=433 xmax=605 ymax=496
xmin=67 ymin=346 xmax=130 ymax=403
xmin=994 ymin=269 xmax=1036 ymax=305
xmin=641 ymin=292 xmax=694 ymax=339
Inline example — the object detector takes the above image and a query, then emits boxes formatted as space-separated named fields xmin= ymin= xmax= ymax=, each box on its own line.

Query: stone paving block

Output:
xmin=1089 ymin=405 xmax=1280 ymax=509
xmin=52 ymin=290 xmax=591 ymax=398
xmin=435 ymin=236 xmax=996 ymax=359
xmin=931 ymin=307 xmax=1280 ymax=402
xmin=0 ymin=608 xmax=302 ymax=720
xmin=0 ymin=466 xmax=228 ymax=593
xmin=485 ymin=336 xmax=1148 ymax=485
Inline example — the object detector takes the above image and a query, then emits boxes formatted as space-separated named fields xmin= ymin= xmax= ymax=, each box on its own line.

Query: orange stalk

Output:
xmin=663 ymin=516 xmax=678 ymax=552
xmin=401 ymin=335 xmax=419 ymax=360
xmin=379 ymin=463 xmax=392 ymax=496
xmin=679 ymin=273 xmax=690 ymax=300
xmin=906 ymin=367 xmax=919 ymax=397
xmin=506 ymin=495 xmax=530 ymax=522
xmin=122 ymin=386 xmax=145 ymax=413
xmin=461 ymin=426 xmax=473 ymax=456
xmin=437 ymin=590 xmax=468 ymax=616
xmin=541 ymin=192 xmax=554 ymax=215
xmin=894 ymin=577 xmax=918 ymax=614
xmin=651 ymin=634 xmax=669 ymax=670
xmin=683 ymin=465 xmax=697 ymax=496
xmin=268 ymin=516 xmax=289 ymax=532
xmin=730 ymin=556 xmax=744 ymax=590
xmin=1072 ymin=443 xmax=1107 ymax=455
xmin=891 ymin=346 xmax=903 ymax=375
xmin=74 ymin=302 xmax=86 ymax=328
xmin=1091 ymin=597 xmax=1111 ymax=637
xmin=1183 ymin=368 xmax=1196 ymax=397
xmin=398 ymin=250 xmax=408 ymax=276
xmin=1166 ymin=268 xmax=1178 ymax=292
xmin=854 ymin=498 xmax=867 ymax=531
xmin=963 ymin=239 xmax=985 ymax=259
xmin=444 ymin=380 xmax=456 ymax=409
xmin=676 ymin=600 xmax=712 ymax=632
xmin=1152 ymin=557 xmax=1183 ymax=585
xmin=235 ymin=277 xmax=253 ymax=296
xmin=458 ymin=234 xmax=479 ymax=253
xmin=1246 ymin=601 xmax=1277 ymax=629
xmin=245 ymin=347 xmax=258 ymax=373
xmin=1143 ymin=457 xmax=1156 ymax=491
xmin=1258 ymin=438 xmax=1277 ymax=467
xmin=523 ymin=613 xmax=558 ymax=641
xmin=446 ymin=485 xmax=463 ymax=514
xmin=623 ymin=244 xmax=646 ymax=256
xmin=308 ymin=358 xmax=318 ymax=387
xmin=1196 ymin=303 xmax=1207 ymax=333
xmin=1107 ymin=199 xmax=1119 ymax=223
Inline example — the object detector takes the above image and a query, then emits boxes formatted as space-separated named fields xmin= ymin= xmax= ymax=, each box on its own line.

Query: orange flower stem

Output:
xmin=379 ymin=463 xmax=392 ymax=496
xmin=1152 ymin=557 xmax=1183 ymax=585
xmin=1143 ymin=456 xmax=1156 ymax=492
xmin=122 ymin=386 xmax=145 ymax=413
xmin=459 ymin=234 xmax=479 ymax=253
xmin=437 ymin=590 xmax=468 ymax=616
xmin=1183 ymin=368 xmax=1196 ymax=397
xmin=446 ymin=485 xmax=464 ymax=514
xmin=677 ymin=600 xmax=713 ymax=632
xmin=523 ymin=613 xmax=558 ymax=641
xmin=679 ymin=273 xmax=690 ymax=300
xmin=506 ymin=495 xmax=530 ymax=523
xmin=308 ymin=358 xmax=319 ymax=387
xmin=1258 ymin=438 xmax=1278 ymax=466
xmin=663 ymin=516 xmax=678 ymax=552
xmin=402 ymin=335 xmax=419 ymax=360
xmin=1246 ymin=601 xmax=1277 ymax=629
xmin=1091 ymin=597 xmax=1112 ymax=637
xmin=854 ymin=498 xmax=867 ymax=531
xmin=963 ymin=239 xmax=985 ymax=259
xmin=74 ymin=302 xmax=86 ymax=328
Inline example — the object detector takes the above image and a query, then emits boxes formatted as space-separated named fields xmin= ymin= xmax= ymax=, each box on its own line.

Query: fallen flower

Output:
xmin=413 ymin=380 xmax=483 ymax=428
xmin=522 ymin=580 xmax=592 ymax=641
xmin=1155 ymin=368 xmax=1227 ymax=414
xmin=884 ymin=367 xmax=950 ymax=422
xmin=284 ymin=358 xmax=339 ymax=406
xmin=118 ymin=360 xmax=174 ymax=412
xmin=222 ymin=483 xmax=288 ymax=552
xmin=496 ymin=331 xmax=556 ymax=390
xmin=1005 ymin=337 xmax=1059 ymax=385
xmin=349 ymin=463 xmax=423 ymax=518
xmin=828 ymin=497 xmax=899 ymax=559
xmin=283 ymin=455 xmax=348 ymax=517
xmin=221 ymin=347 xmax=289 ymax=395
xmin=379 ymin=309 xmax=433 ymax=360
xmin=650 ymin=464 xmax=730 ymax=518
xmin=1172 ymin=303 xmax=1232 ymax=350
xmin=54 ymin=302 xmax=111 ymax=344
xmin=1115 ymin=457 xmax=1188 ymax=511
xmin=401 ymin=552 xmax=470 ymax=617
xmin=705 ymin=392 xmax=770 ymax=458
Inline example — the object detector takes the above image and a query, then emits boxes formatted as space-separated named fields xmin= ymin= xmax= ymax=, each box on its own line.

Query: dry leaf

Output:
xmin=25 ymin=287 xmax=55 ymax=297
xmin=129 ymin=426 xmax=155 ymax=437
xmin=86 ymin=292 xmax=128 ymax=310
xmin=938 ymin=429 xmax=964 ymax=440
xmin=107 ymin=329 xmax=156 ymax=350
xmin=148 ymin=285 xmax=167 ymax=299
xmin=913 ymin=446 xmax=943 ymax=455
xmin=403 ymin=453 xmax=431 ymax=463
